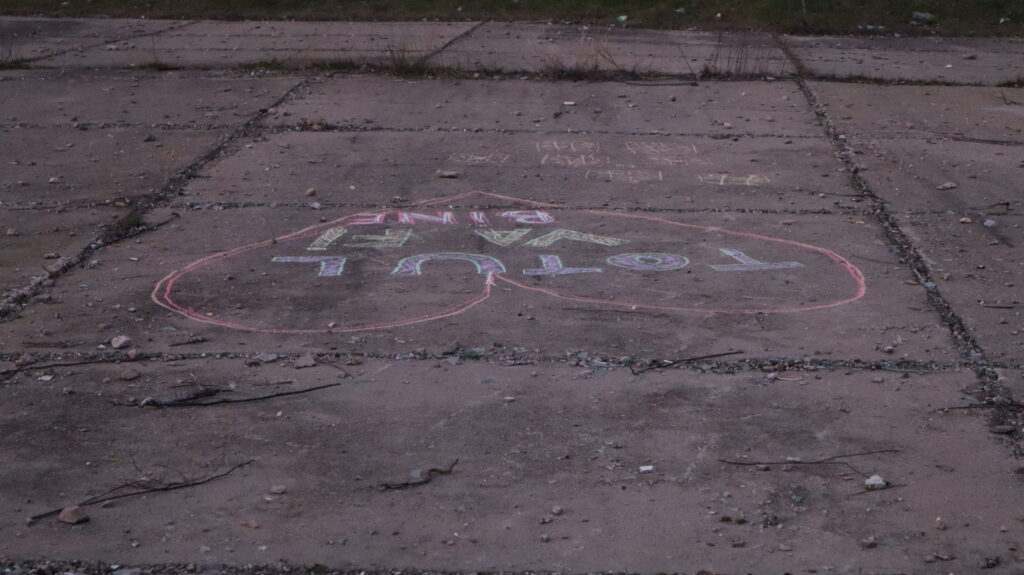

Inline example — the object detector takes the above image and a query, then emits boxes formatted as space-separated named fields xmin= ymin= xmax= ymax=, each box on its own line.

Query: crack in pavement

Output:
xmin=776 ymin=34 xmax=1024 ymax=453
xmin=0 ymin=77 xmax=311 ymax=324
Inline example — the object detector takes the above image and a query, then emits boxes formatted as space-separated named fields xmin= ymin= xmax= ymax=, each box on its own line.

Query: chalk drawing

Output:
xmin=347 ymin=213 xmax=388 ymax=226
xmin=536 ymin=141 xmax=599 ymax=153
xmin=698 ymin=173 xmax=771 ymax=186
xmin=626 ymin=142 xmax=699 ymax=156
xmin=153 ymin=191 xmax=867 ymax=334
xmin=501 ymin=210 xmax=556 ymax=225
xmin=307 ymin=226 xmax=346 ymax=251
xmin=607 ymin=253 xmax=689 ymax=271
xmin=525 ymin=229 xmax=629 ymax=248
xmin=391 ymin=252 xmax=506 ymax=277
xmin=448 ymin=152 xmax=510 ymax=166
xmin=469 ymin=211 xmax=490 ymax=226
xmin=710 ymin=248 xmax=804 ymax=272
xmin=272 ymin=256 xmax=347 ymax=277
xmin=397 ymin=212 xmax=457 ymax=225
xmin=475 ymin=229 xmax=532 ymax=247
xmin=541 ymin=154 xmax=609 ymax=168
xmin=626 ymin=142 xmax=708 ymax=166
xmin=345 ymin=228 xmax=412 ymax=249
xmin=523 ymin=255 xmax=602 ymax=276
xmin=585 ymin=169 xmax=663 ymax=184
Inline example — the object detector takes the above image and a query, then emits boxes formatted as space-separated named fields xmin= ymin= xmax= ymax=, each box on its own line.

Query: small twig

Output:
xmin=318 ymin=360 xmax=353 ymax=379
xmin=0 ymin=357 xmax=142 ymax=382
xmin=631 ymin=350 xmax=744 ymax=375
xmin=28 ymin=459 xmax=253 ymax=524
xmin=719 ymin=449 xmax=900 ymax=478
xmin=981 ymin=303 xmax=1016 ymax=309
xmin=141 ymin=382 xmax=340 ymax=408
xmin=378 ymin=459 xmax=460 ymax=491
xmin=169 ymin=336 xmax=208 ymax=347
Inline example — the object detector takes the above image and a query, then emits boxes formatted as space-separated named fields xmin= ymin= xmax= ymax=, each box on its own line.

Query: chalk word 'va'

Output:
xmin=273 ymin=249 xmax=803 ymax=277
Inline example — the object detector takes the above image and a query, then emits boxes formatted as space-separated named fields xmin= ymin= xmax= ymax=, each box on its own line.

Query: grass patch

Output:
xmin=0 ymin=0 xmax=1021 ymax=36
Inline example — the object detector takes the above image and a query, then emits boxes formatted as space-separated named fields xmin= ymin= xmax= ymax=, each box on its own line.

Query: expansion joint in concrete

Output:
xmin=776 ymin=34 xmax=1022 ymax=452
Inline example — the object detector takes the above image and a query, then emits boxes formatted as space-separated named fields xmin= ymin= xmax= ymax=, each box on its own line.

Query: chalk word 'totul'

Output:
xmin=273 ymin=249 xmax=800 ymax=278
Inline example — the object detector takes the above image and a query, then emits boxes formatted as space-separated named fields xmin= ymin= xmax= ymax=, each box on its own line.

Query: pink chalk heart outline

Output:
xmin=152 ymin=191 xmax=866 ymax=334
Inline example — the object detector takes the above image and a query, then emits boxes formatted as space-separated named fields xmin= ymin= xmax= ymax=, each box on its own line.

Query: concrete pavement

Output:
xmin=1 ymin=17 xmax=1023 ymax=574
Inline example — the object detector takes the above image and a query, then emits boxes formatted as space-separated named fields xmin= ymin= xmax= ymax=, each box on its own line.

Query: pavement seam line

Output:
xmin=0 ymin=75 xmax=311 ymax=324
xmin=775 ymin=33 xmax=1023 ymax=450
xmin=421 ymin=19 xmax=488 ymax=64
xmin=23 ymin=18 xmax=198 ymax=64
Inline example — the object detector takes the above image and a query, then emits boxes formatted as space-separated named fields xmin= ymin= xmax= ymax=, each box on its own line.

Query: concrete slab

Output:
xmin=0 ymin=206 xmax=127 ymax=296
xmin=38 ymin=21 xmax=477 ymax=68
xmin=0 ymin=69 xmax=300 ymax=127
xmin=786 ymin=35 xmax=1024 ymax=86
xmin=812 ymin=81 xmax=1024 ymax=142
xmin=0 ymin=203 xmax=954 ymax=362
xmin=179 ymin=130 xmax=848 ymax=213
xmin=899 ymin=213 xmax=1024 ymax=363
xmin=429 ymin=22 xmax=792 ymax=77
xmin=1 ymin=360 xmax=1017 ymax=573
xmin=0 ymin=16 xmax=182 ymax=62
xmin=0 ymin=126 xmax=227 ymax=204
xmin=850 ymin=137 xmax=1024 ymax=214
xmin=273 ymin=76 xmax=820 ymax=137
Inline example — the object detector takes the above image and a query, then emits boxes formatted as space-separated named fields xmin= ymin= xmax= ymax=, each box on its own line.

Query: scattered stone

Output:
xmin=983 ymin=219 xmax=997 ymax=228
xmin=270 ymin=484 xmax=287 ymax=495
xmin=936 ymin=182 xmax=958 ymax=190
xmin=864 ymin=474 xmax=887 ymax=490
xmin=43 ymin=252 xmax=60 ymax=259
xmin=240 ymin=519 xmax=260 ymax=529
xmin=860 ymin=536 xmax=878 ymax=549
xmin=959 ymin=217 xmax=973 ymax=224
xmin=58 ymin=506 xmax=89 ymax=525
xmin=539 ymin=534 xmax=551 ymax=543
xmin=110 ymin=335 xmax=132 ymax=349
xmin=639 ymin=465 xmax=655 ymax=473
xmin=871 ymin=376 xmax=884 ymax=383
xmin=563 ymin=101 xmax=576 ymax=106
xmin=912 ymin=11 xmax=936 ymax=22
xmin=38 ymin=375 xmax=54 ymax=382
xmin=293 ymin=354 xmax=317 ymax=369
xmin=980 ymin=556 xmax=1001 ymax=569
xmin=934 ymin=517 xmax=948 ymax=530
xmin=256 ymin=353 xmax=279 ymax=363
xmin=435 ymin=170 xmax=460 ymax=179
xmin=990 ymin=424 xmax=1016 ymax=434
xmin=5 ymin=228 xmax=18 ymax=236
xmin=756 ymin=464 xmax=771 ymax=471
xmin=304 ymin=187 xmax=316 ymax=197
xmin=120 ymin=369 xmax=140 ymax=381
xmin=551 ymin=505 xmax=565 ymax=516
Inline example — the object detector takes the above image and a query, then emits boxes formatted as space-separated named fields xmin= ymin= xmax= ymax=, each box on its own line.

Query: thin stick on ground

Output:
xmin=631 ymin=350 xmax=744 ymax=375
xmin=28 ymin=459 xmax=254 ymax=524
xmin=140 ymin=382 xmax=341 ymax=408
xmin=0 ymin=357 xmax=145 ymax=382
xmin=719 ymin=449 xmax=900 ymax=478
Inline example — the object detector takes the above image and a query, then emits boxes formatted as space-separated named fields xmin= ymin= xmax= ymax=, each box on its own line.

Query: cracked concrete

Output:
xmin=2 ymin=17 xmax=1024 ymax=575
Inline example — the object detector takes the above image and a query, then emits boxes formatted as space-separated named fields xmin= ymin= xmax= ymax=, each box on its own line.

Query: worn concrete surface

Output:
xmin=2 ymin=17 xmax=1024 ymax=575
xmin=426 ymin=22 xmax=792 ymax=77
xmin=0 ymin=17 xmax=184 ymax=63
xmin=2 ymin=361 xmax=1022 ymax=574
xmin=812 ymin=82 xmax=1024 ymax=142
xmin=38 ymin=21 xmax=478 ymax=69
xmin=787 ymin=35 xmax=1024 ymax=85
